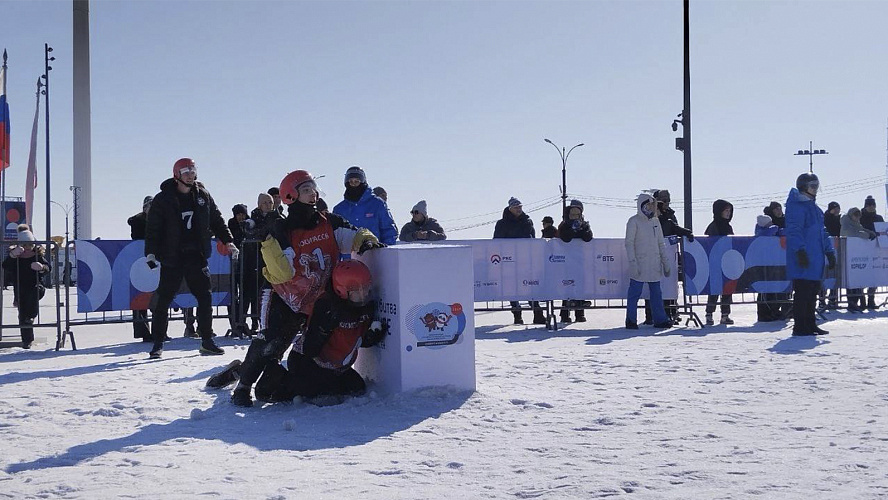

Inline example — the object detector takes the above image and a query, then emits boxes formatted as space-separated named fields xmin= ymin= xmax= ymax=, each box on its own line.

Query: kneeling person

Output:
xmin=207 ymin=260 xmax=386 ymax=401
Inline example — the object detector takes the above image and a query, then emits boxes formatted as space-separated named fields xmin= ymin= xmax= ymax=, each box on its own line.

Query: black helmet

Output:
xmin=796 ymin=172 xmax=819 ymax=195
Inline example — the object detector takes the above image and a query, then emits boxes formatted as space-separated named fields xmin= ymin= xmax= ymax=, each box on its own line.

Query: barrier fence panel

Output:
xmin=0 ymin=240 xmax=64 ymax=350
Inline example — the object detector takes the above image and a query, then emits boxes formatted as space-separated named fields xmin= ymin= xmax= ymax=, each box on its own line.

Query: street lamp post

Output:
xmin=543 ymin=139 xmax=584 ymax=211
xmin=50 ymin=200 xmax=71 ymax=287
xmin=41 ymin=44 xmax=54 ymax=247
xmin=794 ymin=141 xmax=828 ymax=173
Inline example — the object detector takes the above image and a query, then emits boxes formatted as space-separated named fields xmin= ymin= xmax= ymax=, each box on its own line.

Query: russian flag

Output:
xmin=0 ymin=50 xmax=10 ymax=170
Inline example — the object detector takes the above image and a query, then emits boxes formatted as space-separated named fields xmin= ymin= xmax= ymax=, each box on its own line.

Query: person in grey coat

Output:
xmin=399 ymin=200 xmax=446 ymax=242
xmin=841 ymin=207 xmax=877 ymax=312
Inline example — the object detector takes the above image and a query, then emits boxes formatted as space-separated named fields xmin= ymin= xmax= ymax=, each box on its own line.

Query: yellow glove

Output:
xmin=261 ymin=236 xmax=296 ymax=284
xmin=352 ymin=228 xmax=384 ymax=254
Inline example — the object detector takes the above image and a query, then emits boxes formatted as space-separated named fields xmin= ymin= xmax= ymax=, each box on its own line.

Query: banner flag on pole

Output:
xmin=0 ymin=50 xmax=11 ymax=171
xmin=25 ymin=83 xmax=40 ymax=225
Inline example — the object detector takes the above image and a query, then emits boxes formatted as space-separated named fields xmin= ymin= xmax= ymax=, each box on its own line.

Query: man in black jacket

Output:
xmin=704 ymin=199 xmax=735 ymax=326
xmin=860 ymin=195 xmax=884 ymax=310
xmin=649 ymin=190 xmax=693 ymax=324
xmin=144 ymin=158 xmax=237 ymax=359
xmin=493 ymin=197 xmax=545 ymax=325
xmin=823 ymin=201 xmax=841 ymax=309
xmin=127 ymin=196 xmax=153 ymax=342
xmin=557 ymin=199 xmax=593 ymax=323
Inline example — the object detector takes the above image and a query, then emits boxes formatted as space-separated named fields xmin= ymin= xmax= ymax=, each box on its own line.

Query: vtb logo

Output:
xmin=597 ymin=255 xmax=615 ymax=262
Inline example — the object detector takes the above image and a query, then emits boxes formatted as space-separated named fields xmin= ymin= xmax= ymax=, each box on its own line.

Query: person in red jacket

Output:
xmin=206 ymin=260 xmax=386 ymax=401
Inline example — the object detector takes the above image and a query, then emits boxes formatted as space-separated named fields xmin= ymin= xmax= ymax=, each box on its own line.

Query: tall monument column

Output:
xmin=73 ymin=0 xmax=91 ymax=239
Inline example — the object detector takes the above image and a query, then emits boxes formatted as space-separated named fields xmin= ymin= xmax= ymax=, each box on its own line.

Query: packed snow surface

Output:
xmin=2 ymin=303 xmax=888 ymax=499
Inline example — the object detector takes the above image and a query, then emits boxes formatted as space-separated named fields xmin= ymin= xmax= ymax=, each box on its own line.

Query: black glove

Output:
xmin=826 ymin=252 xmax=836 ymax=270
xmin=687 ymin=234 xmax=694 ymax=243
xmin=796 ymin=249 xmax=809 ymax=269
xmin=357 ymin=240 xmax=386 ymax=255
xmin=364 ymin=320 xmax=389 ymax=346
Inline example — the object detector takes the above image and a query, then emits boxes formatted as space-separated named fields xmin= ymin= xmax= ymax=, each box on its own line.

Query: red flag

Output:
xmin=25 ymin=88 xmax=40 ymax=225
xmin=0 ymin=53 xmax=10 ymax=171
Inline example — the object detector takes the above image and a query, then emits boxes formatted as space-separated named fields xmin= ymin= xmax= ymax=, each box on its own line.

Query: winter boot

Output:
xmin=199 ymin=338 xmax=225 ymax=355
xmin=206 ymin=359 xmax=242 ymax=388
xmin=560 ymin=311 xmax=572 ymax=324
xmin=574 ymin=310 xmax=586 ymax=322
xmin=705 ymin=313 xmax=714 ymax=326
xmin=625 ymin=319 xmax=639 ymax=330
xmin=813 ymin=325 xmax=830 ymax=335
xmin=532 ymin=310 xmax=547 ymax=325
xmin=231 ymin=385 xmax=253 ymax=407
xmin=184 ymin=324 xmax=199 ymax=338
xmin=254 ymin=362 xmax=288 ymax=402
xmin=720 ymin=314 xmax=734 ymax=325
xmin=867 ymin=297 xmax=878 ymax=311
xmin=149 ymin=343 xmax=163 ymax=359
xmin=512 ymin=311 xmax=524 ymax=325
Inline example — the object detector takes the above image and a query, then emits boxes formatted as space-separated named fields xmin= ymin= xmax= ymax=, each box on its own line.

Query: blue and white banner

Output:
xmin=444 ymin=238 xmax=679 ymax=301
xmin=682 ymin=236 xmax=838 ymax=296
xmin=843 ymin=236 xmax=888 ymax=288
xmin=75 ymin=240 xmax=233 ymax=312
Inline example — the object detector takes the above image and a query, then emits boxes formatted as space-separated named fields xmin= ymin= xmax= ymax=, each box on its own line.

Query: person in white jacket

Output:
xmin=624 ymin=193 xmax=672 ymax=329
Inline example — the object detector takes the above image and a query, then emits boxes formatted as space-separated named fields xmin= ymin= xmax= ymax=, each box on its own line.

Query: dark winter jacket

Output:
xmin=658 ymin=206 xmax=693 ymax=238
xmin=332 ymin=186 xmax=398 ymax=245
xmin=557 ymin=205 xmax=593 ymax=242
xmin=704 ymin=199 xmax=734 ymax=236
xmin=228 ymin=217 xmax=247 ymax=248
xmin=144 ymin=178 xmax=233 ymax=266
xmin=248 ymin=207 xmax=282 ymax=240
xmin=860 ymin=209 xmax=884 ymax=232
xmin=541 ymin=226 xmax=558 ymax=238
xmin=399 ymin=217 xmax=446 ymax=242
xmin=3 ymin=248 xmax=50 ymax=318
xmin=785 ymin=188 xmax=835 ymax=281
xmin=824 ymin=212 xmax=841 ymax=237
xmin=493 ymin=209 xmax=535 ymax=239
xmin=763 ymin=206 xmax=786 ymax=229
xmin=299 ymin=293 xmax=378 ymax=370
xmin=127 ymin=212 xmax=148 ymax=240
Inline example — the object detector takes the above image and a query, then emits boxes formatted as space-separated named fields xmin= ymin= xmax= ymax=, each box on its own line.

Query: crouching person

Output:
xmin=222 ymin=170 xmax=384 ymax=407
xmin=624 ymin=194 xmax=672 ymax=329
xmin=207 ymin=260 xmax=386 ymax=401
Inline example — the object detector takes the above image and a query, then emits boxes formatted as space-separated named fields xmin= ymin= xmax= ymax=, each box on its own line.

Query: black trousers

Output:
xmin=792 ymin=279 xmax=821 ymax=334
xmin=151 ymin=257 xmax=213 ymax=344
xmin=237 ymin=291 xmax=307 ymax=389
xmin=132 ymin=309 xmax=150 ymax=338
xmin=266 ymin=351 xmax=366 ymax=401
xmin=705 ymin=294 xmax=732 ymax=314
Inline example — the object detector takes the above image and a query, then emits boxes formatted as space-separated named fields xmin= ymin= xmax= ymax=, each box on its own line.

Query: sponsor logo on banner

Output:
xmin=562 ymin=279 xmax=575 ymax=286
xmin=548 ymin=254 xmax=566 ymax=263
xmin=522 ymin=279 xmax=540 ymax=286
xmin=405 ymin=302 xmax=467 ymax=349
xmin=596 ymin=254 xmax=615 ymax=262
xmin=851 ymin=263 xmax=867 ymax=270
xmin=490 ymin=254 xmax=514 ymax=265
xmin=599 ymin=278 xmax=618 ymax=286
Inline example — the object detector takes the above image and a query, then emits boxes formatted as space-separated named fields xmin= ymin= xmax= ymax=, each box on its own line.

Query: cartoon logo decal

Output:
xmin=405 ymin=302 xmax=466 ymax=349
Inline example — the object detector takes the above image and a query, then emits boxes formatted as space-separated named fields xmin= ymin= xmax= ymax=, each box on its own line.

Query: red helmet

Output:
xmin=279 ymin=170 xmax=314 ymax=205
xmin=332 ymin=260 xmax=372 ymax=300
xmin=173 ymin=158 xmax=196 ymax=180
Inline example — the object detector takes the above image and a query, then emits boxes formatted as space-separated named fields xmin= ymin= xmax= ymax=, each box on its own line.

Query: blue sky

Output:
xmin=2 ymin=0 xmax=887 ymax=241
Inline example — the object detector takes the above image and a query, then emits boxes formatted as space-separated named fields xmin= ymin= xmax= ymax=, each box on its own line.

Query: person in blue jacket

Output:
xmin=785 ymin=172 xmax=836 ymax=336
xmin=333 ymin=166 xmax=398 ymax=245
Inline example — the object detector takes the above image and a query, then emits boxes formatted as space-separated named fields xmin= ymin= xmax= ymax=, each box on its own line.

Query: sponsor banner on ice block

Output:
xmin=682 ymin=236 xmax=837 ymax=296
xmin=844 ymin=236 xmax=888 ymax=288
xmin=446 ymin=238 xmax=678 ymax=301
xmin=75 ymin=239 xmax=233 ymax=312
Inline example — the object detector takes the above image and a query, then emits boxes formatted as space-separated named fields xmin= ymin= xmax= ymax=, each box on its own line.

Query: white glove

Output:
xmin=370 ymin=320 xmax=382 ymax=332
xmin=244 ymin=219 xmax=256 ymax=230
xmin=146 ymin=253 xmax=159 ymax=269
xmin=30 ymin=262 xmax=45 ymax=271
xmin=9 ymin=246 xmax=23 ymax=258
xmin=227 ymin=243 xmax=240 ymax=260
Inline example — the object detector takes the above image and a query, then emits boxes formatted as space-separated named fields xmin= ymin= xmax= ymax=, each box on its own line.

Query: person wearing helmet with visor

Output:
xmin=785 ymin=172 xmax=836 ymax=336
xmin=225 ymin=170 xmax=385 ymax=407
xmin=144 ymin=158 xmax=237 ymax=359
xmin=207 ymin=260 xmax=387 ymax=402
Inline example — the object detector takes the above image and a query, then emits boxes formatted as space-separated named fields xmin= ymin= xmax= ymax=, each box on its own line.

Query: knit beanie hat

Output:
xmin=865 ymin=195 xmax=877 ymax=208
xmin=411 ymin=200 xmax=428 ymax=216
xmin=232 ymin=204 xmax=249 ymax=216
xmin=654 ymin=190 xmax=671 ymax=203
xmin=568 ymin=199 xmax=584 ymax=213
xmin=508 ymin=197 xmax=522 ymax=208
xmin=542 ymin=216 xmax=554 ymax=224
xmin=764 ymin=201 xmax=781 ymax=215
xmin=827 ymin=201 xmax=840 ymax=211
xmin=344 ymin=166 xmax=367 ymax=185
xmin=17 ymin=224 xmax=36 ymax=242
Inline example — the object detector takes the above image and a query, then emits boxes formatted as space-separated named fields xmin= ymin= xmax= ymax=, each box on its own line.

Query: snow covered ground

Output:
xmin=2 ymin=299 xmax=888 ymax=499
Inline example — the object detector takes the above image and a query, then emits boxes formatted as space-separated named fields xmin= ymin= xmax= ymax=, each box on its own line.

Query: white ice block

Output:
xmin=355 ymin=244 xmax=476 ymax=394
